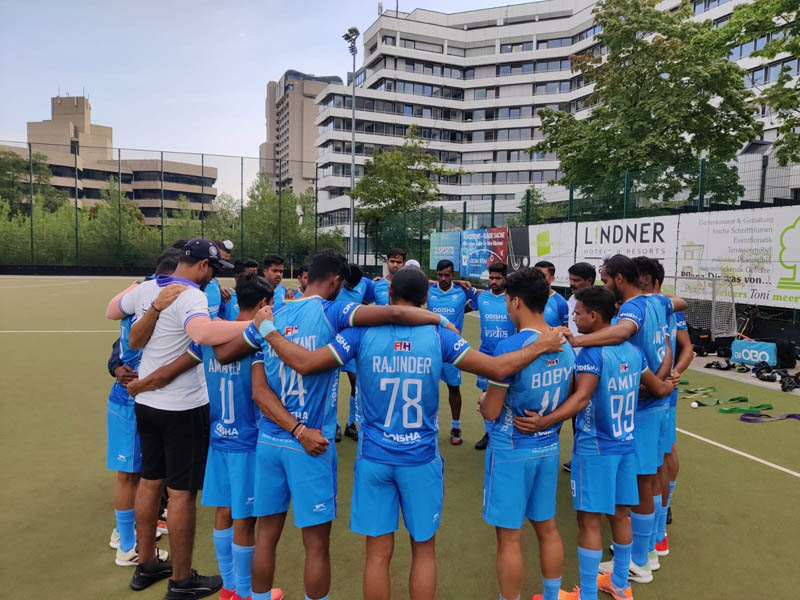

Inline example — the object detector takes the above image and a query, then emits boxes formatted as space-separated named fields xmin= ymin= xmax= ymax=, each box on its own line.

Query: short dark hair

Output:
xmin=387 ymin=248 xmax=407 ymax=260
xmin=603 ymin=254 xmax=638 ymax=284
xmin=154 ymin=248 xmax=182 ymax=275
xmin=308 ymin=249 xmax=348 ymax=284
xmin=488 ymin=262 xmax=508 ymax=277
xmin=632 ymin=256 xmax=660 ymax=288
xmin=575 ymin=286 xmax=616 ymax=323
xmin=436 ymin=259 xmax=454 ymax=272
xmin=390 ymin=267 xmax=429 ymax=307
xmin=298 ymin=264 xmax=309 ymax=275
xmin=233 ymin=258 xmax=259 ymax=274
xmin=534 ymin=260 xmax=555 ymax=277
xmin=213 ymin=240 xmax=226 ymax=251
xmin=236 ymin=273 xmax=274 ymax=310
xmin=170 ymin=239 xmax=187 ymax=249
xmin=568 ymin=262 xmax=596 ymax=284
xmin=263 ymin=254 xmax=284 ymax=269
xmin=344 ymin=263 xmax=363 ymax=287
xmin=503 ymin=267 xmax=549 ymax=313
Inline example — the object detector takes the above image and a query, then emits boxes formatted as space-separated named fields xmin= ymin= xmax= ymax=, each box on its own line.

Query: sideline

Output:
xmin=0 ymin=280 xmax=89 ymax=289
xmin=0 ymin=330 xmax=117 ymax=333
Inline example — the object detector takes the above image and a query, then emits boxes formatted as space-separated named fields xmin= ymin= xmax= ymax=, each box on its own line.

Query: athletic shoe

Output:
xmin=599 ymin=560 xmax=653 ymax=584
xmin=597 ymin=573 xmax=634 ymax=600
xmin=110 ymin=528 xmax=120 ymax=549
xmin=129 ymin=555 xmax=173 ymax=590
xmin=655 ymin=536 xmax=669 ymax=556
xmin=234 ymin=590 xmax=283 ymax=600
xmin=220 ymin=588 xmax=235 ymax=600
xmin=666 ymin=506 xmax=672 ymax=524
xmin=648 ymin=550 xmax=660 ymax=571
xmin=157 ymin=519 xmax=169 ymax=535
xmin=116 ymin=545 xmax=169 ymax=567
xmin=474 ymin=433 xmax=489 ymax=450
xmin=450 ymin=427 xmax=463 ymax=445
xmin=344 ymin=422 xmax=359 ymax=441
xmin=562 ymin=461 xmax=572 ymax=473
xmin=531 ymin=588 xmax=577 ymax=599
xmin=335 ymin=424 xmax=342 ymax=443
xmin=164 ymin=570 xmax=223 ymax=600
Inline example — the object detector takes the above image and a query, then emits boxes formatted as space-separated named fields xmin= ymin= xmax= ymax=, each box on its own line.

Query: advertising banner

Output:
xmin=576 ymin=215 xmax=680 ymax=277
xmin=509 ymin=223 xmax=577 ymax=287
xmin=676 ymin=207 xmax=800 ymax=309
xmin=429 ymin=231 xmax=461 ymax=271
xmin=460 ymin=228 xmax=508 ymax=279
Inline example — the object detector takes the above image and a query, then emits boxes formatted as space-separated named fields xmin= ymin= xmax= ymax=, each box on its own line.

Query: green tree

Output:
xmin=505 ymin=186 xmax=566 ymax=226
xmin=532 ymin=0 xmax=761 ymax=206
xmin=204 ymin=192 xmax=241 ymax=243
xmin=722 ymin=0 xmax=799 ymax=165
xmin=0 ymin=150 xmax=67 ymax=215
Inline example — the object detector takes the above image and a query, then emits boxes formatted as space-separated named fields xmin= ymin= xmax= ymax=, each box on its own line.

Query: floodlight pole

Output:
xmin=344 ymin=27 xmax=359 ymax=262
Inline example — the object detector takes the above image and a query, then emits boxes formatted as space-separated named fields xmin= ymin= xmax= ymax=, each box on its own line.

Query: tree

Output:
xmin=505 ymin=186 xmax=566 ymax=226
xmin=532 ymin=0 xmax=761 ymax=206
xmin=722 ymin=0 xmax=799 ymax=165
xmin=0 ymin=150 xmax=67 ymax=215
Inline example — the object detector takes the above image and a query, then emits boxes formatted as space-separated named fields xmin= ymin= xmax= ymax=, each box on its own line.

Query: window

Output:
xmin=537 ymin=37 xmax=571 ymax=50
xmin=448 ymin=45 xmax=465 ymax=57
xmin=500 ymin=41 xmax=533 ymax=53
xmin=382 ymin=35 xmax=395 ymax=46
xmin=369 ymin=43 xmax=377 ymax=54
xmin=465 ymin=45 xmax=494 ymax=57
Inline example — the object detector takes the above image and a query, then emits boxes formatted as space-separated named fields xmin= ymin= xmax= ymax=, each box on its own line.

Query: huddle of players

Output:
xmin=104 ymin=240 xmax=691 ymax=600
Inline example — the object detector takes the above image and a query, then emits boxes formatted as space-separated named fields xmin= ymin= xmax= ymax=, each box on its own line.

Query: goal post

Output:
xmin=663 ymin=275 xmax=738 ymax=340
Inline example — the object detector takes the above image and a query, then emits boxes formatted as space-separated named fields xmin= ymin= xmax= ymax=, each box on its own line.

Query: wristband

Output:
xmin=150 ymin=302 xmax=161 ymax=313
xmin=439 ymin=314 xmax=451 ymax=327
xmin=291 ymin=422 xmax=301 ymax=436
xmin=293 ymin=424 xmax=306 ymax=439
xmin=258 ymin=320 xmax=277 ymax=338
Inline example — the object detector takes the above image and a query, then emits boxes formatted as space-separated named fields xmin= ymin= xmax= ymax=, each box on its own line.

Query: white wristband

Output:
xmin=259 ymin=320 xmax=276 ymax=337
xmin=439 ymin=315 xmax=451 ymax=327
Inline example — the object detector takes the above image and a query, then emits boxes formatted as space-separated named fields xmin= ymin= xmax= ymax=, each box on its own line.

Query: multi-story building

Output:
xmin=314 ymin=0 xmax=796 ymax=251
xmin=258 ymin=70 xmax=342 ymax=192
xmin=2 ymin=95 xmax=217 ymax=226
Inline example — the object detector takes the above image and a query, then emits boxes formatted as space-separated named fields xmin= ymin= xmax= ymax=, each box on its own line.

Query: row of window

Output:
xmin=319 ymin=161 xmax=564 ymax=185
xmin=693 ymin=0 xmax=731 ymax=16
xmin=729 ymin=28 xmax=786 ymax=61
xmin=133 ymin=171 xmax=215 ymax=186
xmin=369 ymin=77 xmax=584 ymax=99
xmin=537 ymin=24 xmax=602 ymax=50
xmin=379 ymin=55 xmax=574 ymax=81
xmin=744 ymin=57 xmax=799 ymax=88
xmin=133 ymin=189 xmax=214 ymax=203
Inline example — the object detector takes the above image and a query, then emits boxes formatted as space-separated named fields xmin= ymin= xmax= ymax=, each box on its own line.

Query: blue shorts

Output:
xmin=658 ymin=405 xmax=673 ymax=458
xmin=201 ymin=446 xmax=256 ymax=519
xmin=476 ymin=375 xmax=488 ymax=391
xmin=107 ymin=391 xmax=141 ymax=474
xmin=634 ymin=409 xmax=667 ymax=475
xmin=254 ymin=436 xmax=337 ymax=528
xmin=442 ymin=362 xmax=461 ymax=387
xmin=666 ymin=405 xmax=677 ymax=450
xmin=570 ymin=453 xmax=639 ymax=515
xmin=483 ymin=445 xmax=560 ymax=527
xmin=350 ymin=457 xmax=444 ymax=542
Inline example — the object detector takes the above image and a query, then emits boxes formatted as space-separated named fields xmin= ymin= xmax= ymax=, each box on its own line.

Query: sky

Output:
xmin=0 ymin=0 xmax=525 ymax=159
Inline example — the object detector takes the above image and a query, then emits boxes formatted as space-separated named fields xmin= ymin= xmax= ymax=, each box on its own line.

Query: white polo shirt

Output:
xmin=119 ymin=276 xmax=209 ymax=411
xmin=567 ymin=294 xmax=583 ymax=355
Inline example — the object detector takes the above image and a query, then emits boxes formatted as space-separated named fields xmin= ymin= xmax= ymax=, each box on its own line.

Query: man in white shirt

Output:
xmin=107 ymin=238 xmax=250 ymax=599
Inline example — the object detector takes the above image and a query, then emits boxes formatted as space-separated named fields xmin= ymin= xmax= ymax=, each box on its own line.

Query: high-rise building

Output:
xmin=258 ymin=70 xmax=342 ymax=192
xmin=313 ymin=0 xmax=795 ymax=250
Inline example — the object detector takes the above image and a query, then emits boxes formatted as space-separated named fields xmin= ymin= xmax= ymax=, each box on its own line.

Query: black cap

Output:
xmin=183 ymin=238 xmax=234 ymax=269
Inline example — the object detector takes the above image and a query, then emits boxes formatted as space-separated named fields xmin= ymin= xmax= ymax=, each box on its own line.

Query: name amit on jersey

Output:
xmin=608 ymin=373 xmax=638 ymax=391
xmin=373 ymin=355 xmax=432 ymax=374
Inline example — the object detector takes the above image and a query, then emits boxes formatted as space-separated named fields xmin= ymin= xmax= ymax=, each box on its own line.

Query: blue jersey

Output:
xmin=188 ymin=342 xmax=259 ymax=452
xmin=488 ymin=330 xmax=576 ymax=450
xmin=118 ymin=314 xmax=142 ymax=370
xmin=477 ymin=291 xmax=516 ymax=355
xmin=544 ymin=293 xmax=569 ymax=328
xmin=668 ymin=310 xmax=688 ymax=408
xmin=427 ymin=283 xmax=475 ymax=332
xmin=219 ymin=291 xmax=239 ymax=321
xmin=574 ymin=344 xmax=648 ymax=455
xmin=328 ymin=324 xmax=470 ymax=466
xmin=245 ymin=295 xmax=360 ymax=441
xmin=373 ymin=279 xmax=390 ymax=306
xmin=205 ymin=278 xmax=222 ymax=319
xmin=337 ymin=277 xmax=375 ymax=305
xmin=273 ymin=283 xmax=290 ymax=309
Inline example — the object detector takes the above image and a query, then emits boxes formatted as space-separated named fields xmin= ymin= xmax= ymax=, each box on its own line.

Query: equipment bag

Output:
xmin=731 ymin=340 xmax=778 ymax=367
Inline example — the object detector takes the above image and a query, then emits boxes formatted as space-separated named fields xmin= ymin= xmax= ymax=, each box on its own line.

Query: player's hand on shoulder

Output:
xmin=220 ymin=287 xmax=233 ymax=302
xmin=126 ymin=378 xmax=142 ymax=397
xmin=285 ymin=288 xmax=295 ymax=300
xmin=153 ymin=283 xmax=187 ymax=311
xmin=114 ymin=364 xmax=137 ymax=386
xmin=454 ymin=279 xmax=472 ymax=290
xmin=372 ymin=276 xmax=383 ymax=282
xmin=445 ymin=323 xmax=460 ymax=335
xmin=514 ymin=410 xmax=546 ymax=433
xmin=539 ymin=327 xmax=567 ymax=353
xmin=297 ymin=427 xmax=330 ymax=456
xmin=253 ymin=305 xmax=274 ymax=329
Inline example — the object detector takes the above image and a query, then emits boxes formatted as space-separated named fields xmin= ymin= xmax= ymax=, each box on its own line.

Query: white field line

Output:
xmin=677 ymin=427 xmax=800 ymax=479
xmin=0 ymin=330 xmax=116 ymax=333
xmin=0 ymin=280 xmax=89 ymax=289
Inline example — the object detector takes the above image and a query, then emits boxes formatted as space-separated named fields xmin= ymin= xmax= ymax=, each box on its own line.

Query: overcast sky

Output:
xmin=0 ymin=0 xmax=527 ymax=159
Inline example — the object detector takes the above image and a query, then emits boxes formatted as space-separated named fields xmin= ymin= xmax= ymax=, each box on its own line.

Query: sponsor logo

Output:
xmin=546 ymin=358 xmax=559 ymax=367
xmin=215 ymin=423 xmax=239 ymax=437
xmin=620 ymin=363 xmax=629 ymax=372
xmin=453 ymin=338 xmax=468 ymax=352
xmin=383 ymin=431 xmax=422 ymax=443
xmin=734 ymin=349 xmax=771 ymax=362
xmin=484 ymin=329 xmax=509 ymax=339
xmin=284 ymin=325 xmax=299 ymax=336
xmin=117 ymin=454 xmax=126 ymax=462
xmin=313 ymin=503 xmax=326 ymax=513
xmin=246 ymin=497 xmax=254 ymax=504
xmin=394 ymin=341 xmax=412 ymax=352
xmin=335 ymin=333 xmax=351 ymax=353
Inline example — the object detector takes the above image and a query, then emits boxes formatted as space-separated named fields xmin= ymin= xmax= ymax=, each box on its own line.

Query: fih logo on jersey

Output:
xmin=546 ymin=358 xmax=559 ymax=367
xmin=620 ymin=363 xmax=629 ymax=373
xmin=394 ymin=341 xmax=412 ymax=352
xmin=284 ymin=325 xmax=299 ymax=336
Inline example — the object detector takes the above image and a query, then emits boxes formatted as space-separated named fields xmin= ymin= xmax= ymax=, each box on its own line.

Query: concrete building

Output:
xmin=6 ymin=95 xmax=217 ymax=226
xmin=258 ymin=70 xmax=342 ymax=192
xmin=313 ymin=0 xmax=797 ymax=251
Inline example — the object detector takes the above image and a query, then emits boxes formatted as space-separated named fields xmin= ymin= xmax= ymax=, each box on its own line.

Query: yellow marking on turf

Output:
xmin=677 ymin=427 xmax=800 ymax=478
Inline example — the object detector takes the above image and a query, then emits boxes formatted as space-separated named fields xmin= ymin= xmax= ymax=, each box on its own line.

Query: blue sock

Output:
xmin=452 ymin=419 xmax=461 ymax=429
xmin=611 ymin=541 xmax=633 ymax=590
xmin=667 ymin=481 xmax=676 ymax=507
xmin=484 ymin=418 xmax=492 ymax=433
xmin=657 ymin=497 xmax=669 ymax=542
xmin=115 ymin=508 xmax=136 ymax=552
xmin=543 ymin=577 xmax=561 ymax=600
xmin=630 ymin=510 xmax=654 ymax=567
xmin=347 ymin=396 xmax=357 ymax=426
xmin=649 ymin=495 xmax=662 ymax=551
xmin=252 ymin=592 xmax=271 ymax=600
xmin=212 ymin=527 xmax=235 ymax=591
xmin=578 ymin=547 xmax=602 ymax=600
xmin=232 ymin=542 xmax=254 ymax=599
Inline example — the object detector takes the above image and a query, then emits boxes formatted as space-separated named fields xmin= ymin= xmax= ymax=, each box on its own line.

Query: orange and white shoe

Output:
xmin=531 ymin=588 xmax=579 ymax=600
xmin=597 ymin=573 xmax=634 ymax=600
xmin=157 ymin=519 xmax=169 ymax=535
xmin=655 ymin=535 xmax=669 ymax=556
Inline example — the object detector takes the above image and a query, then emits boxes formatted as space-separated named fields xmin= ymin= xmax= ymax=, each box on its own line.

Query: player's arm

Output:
xmin=213 ymin=334 xmax=257 ymax=365
xmin=674 ymin=329 xmax=693 ymax=374
xmin=184 ymin=316 xmax=250 ymax=345
xmin=655 ymin=337 xmax=673 ymax=380
xmin=105 ymin=283 xmax=138 ymax=320
xmin=349 ymin=304 xmax=445 ymax=328
xmin=568 ymin=319 xmax=637 ymax=348
xmin=457 ymin=328 xmax=567 ymax=381
xmin=479 ymin=383 xmax=508 ymax=421
xmin=641 ymin=367 xmax=674 ymax=398
xmin=667 ymin=295 xmax=688 ymax=313
xmin=514 ymin=373 xmax=596 ymax=433
xmin=128 ymin=284 xmax=187 ymax=349
xmin=261 ymin=330 xmax=340 ymax=376
xmin=251 ymin=359 xmax=329 ymax=456
xmin=126 ymin=351 xmax=201 ymax=397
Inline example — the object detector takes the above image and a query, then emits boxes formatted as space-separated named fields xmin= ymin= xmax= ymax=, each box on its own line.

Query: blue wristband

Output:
xmin=439 ymin=314 xmax=450 ymax=328
xmin=259 ymin=320 xmax=277 ymax=338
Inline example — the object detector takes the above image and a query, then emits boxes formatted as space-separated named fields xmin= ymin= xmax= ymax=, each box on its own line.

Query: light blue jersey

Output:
xmin=574 ymin=344 xmax=648 ymax=455
xmin=426 ymin=283 xmax=475 ymax=332
xmin=188 ymin=343 xmax=258 ymax=452
xmin=476 ymin=291 xmax=516 ymax=355
xmin=219 ymin=290 xmax=239 ymax=321
xmin=205 ymin=278 xmax=222 ymax=319
xmin=672 ymin=311 xmax=687 ymax=409
xmin=544 ymin=293 xmax=569 ymax=328
xmin=244 ymin=295 xmax=359 ymax=442
xmin=328 ymin=324 xmax=470 ymax=466
xmin=108 ymin=314 xmax=141 ymax=407
xmin=273 ymin=283 xmax=289 ymax=309
xmin=488 ymin=329 xmax=576 ymax=450
xmin=337 ymin=277 xmax=375 ymax=305
xmin=373 ymin=279 xmax=390 ymax=306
